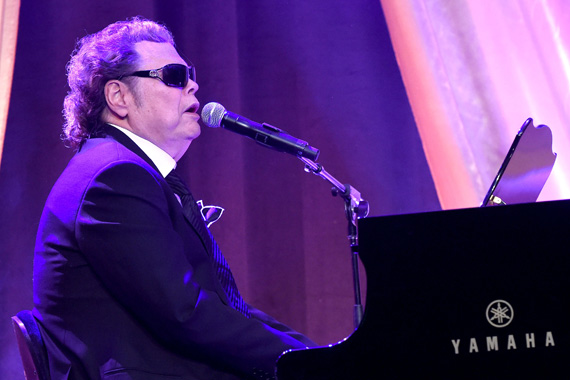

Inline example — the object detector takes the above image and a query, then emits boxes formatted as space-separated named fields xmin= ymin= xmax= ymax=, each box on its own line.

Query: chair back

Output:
xmin=11 ymin=310 xmax=51 ymax=380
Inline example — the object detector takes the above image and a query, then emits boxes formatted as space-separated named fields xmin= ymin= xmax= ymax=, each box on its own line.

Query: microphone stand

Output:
xmin=299 ymin=157 xmax=369 ymax=329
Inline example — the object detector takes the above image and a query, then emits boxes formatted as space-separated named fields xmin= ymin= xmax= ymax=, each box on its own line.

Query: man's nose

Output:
xmin=187 ymin=79 xmax=199 ymax=94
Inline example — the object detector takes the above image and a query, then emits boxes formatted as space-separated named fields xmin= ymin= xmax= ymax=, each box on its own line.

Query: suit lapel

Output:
xmin=91 ymin=125 xmax=214 ymax=255
xmin=91 ymin=126 xmax=234 ymax=308
xmin=175 ymin=190 xmax=214 ymax=257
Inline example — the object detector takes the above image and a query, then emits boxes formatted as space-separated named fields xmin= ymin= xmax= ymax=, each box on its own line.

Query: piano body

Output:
xmin=276 ymin=199 xmax=570 ymax=379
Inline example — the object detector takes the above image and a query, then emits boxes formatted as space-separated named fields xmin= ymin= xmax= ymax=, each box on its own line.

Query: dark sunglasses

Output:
xmin=122 ymin=63 xmax=196 ymax=88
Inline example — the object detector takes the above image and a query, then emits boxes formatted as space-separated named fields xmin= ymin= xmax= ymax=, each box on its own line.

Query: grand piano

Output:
xmin=276 ymin=119 xmax=565 ymax=379
xmin=276 ymin=199 xmax=569 ymax=379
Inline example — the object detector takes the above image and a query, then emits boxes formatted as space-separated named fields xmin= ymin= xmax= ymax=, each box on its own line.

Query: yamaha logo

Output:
xmin=486 ymin=300 xmax=514 ymax=328
xmin=450 ymin=299 xmax=555 ymax=354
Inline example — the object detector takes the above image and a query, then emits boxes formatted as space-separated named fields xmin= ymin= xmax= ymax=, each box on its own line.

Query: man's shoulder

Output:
xmin=52 ymin=137 xmax=160 ymax=194
xmin=79 ymin=135 xmax=141 ymax=159
xmin=72 ymin=136 xmax=154 ymax=172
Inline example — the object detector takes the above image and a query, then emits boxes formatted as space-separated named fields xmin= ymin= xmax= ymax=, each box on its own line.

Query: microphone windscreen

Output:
xmin=201 ymin=102 xmax=226 ymax=128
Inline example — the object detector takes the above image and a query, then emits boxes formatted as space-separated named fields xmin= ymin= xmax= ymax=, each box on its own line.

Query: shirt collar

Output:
xmin=107 ymin=124 xmax=176 ymax=178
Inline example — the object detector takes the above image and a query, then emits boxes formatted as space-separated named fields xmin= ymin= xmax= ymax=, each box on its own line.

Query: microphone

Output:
xmin=201 ymin=102 xmax=319 ymax=161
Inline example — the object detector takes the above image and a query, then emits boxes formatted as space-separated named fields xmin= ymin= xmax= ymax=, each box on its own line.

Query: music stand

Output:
xmin=482 ymin=118 xmax=556 ymax=206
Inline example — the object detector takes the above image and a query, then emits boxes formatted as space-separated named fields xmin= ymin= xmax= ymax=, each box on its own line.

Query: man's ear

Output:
xmin=104 ymin=80 xmax=129 ymax=118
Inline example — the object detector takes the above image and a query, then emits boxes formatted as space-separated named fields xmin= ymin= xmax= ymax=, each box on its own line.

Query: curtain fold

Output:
xmin=1 ymin=1 xmax=440 ymax=376
xmin=381 ymin=0 xmax=570 ymax=209
xmin=0 ymin=0 xmax=20 ymax=168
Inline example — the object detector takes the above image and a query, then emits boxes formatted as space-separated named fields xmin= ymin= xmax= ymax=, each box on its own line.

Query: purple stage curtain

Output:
xmin=0 ymin=0 xmax=440 ymax=376
xmin=382 ymin=0 xmax=570 ymax=209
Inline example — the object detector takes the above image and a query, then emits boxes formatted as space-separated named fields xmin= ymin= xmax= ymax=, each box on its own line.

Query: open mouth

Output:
xmin=185 ymin=103 xmax=200 ymax=113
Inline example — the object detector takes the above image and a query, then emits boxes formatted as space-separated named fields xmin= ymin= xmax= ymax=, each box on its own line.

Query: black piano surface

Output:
xmin=276 ymin=199 xmax=570 ymax=379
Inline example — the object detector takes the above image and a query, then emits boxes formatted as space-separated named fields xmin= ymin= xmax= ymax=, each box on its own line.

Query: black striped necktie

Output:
xmin=165 ymin=170 xmax=250 ymax=318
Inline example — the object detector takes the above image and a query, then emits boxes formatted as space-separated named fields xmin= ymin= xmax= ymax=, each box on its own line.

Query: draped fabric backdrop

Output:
xmin=3 ymin=0 xmax=569 ymax=377
xmin=0 ymin=0 xmax=20 ymax=167
xmin=381 ymin=0 xmax=570 ymax=209
xmin=0 ymin=0 xmax=440 ymax=376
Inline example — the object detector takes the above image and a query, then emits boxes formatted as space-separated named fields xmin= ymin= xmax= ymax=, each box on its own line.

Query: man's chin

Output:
xmin=188 ymin=128 xmax=201 ymax=141
xmin=185 ymin=121 xmax=201 ymax=138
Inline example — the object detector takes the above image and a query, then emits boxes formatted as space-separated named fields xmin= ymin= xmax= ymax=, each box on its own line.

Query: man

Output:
xmin=33 ymin=17 xmax=315 ymax=380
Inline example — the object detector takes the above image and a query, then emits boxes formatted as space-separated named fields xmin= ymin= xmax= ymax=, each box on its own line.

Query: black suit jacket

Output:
xmin=33 ymin=127 xmax=314 ymax=380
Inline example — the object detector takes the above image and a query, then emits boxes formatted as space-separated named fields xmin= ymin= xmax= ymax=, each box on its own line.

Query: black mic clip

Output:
xmin=254 ymin=122 xmax=319 ymax=161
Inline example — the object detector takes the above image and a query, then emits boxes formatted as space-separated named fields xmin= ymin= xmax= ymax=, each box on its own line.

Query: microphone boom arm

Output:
xmin=299 ymin=157 xmax=369 ymax=226
xmin=299 ymin=156 xmax=369 ymax=329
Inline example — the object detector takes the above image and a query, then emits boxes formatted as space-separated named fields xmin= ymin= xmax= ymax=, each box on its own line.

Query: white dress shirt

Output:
xmin=108 ymin=123 xmax=176 ymax=178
